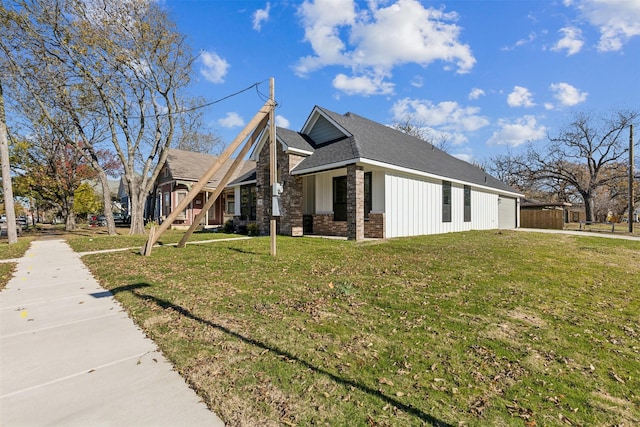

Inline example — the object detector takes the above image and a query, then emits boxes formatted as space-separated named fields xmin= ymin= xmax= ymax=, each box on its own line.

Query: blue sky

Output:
xmin=166 ymin=0 xmax=640 ymax=163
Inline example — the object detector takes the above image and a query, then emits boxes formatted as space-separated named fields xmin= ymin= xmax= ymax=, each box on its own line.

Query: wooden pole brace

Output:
xmin=141 ymin=99 xmax=275 ymax=256
xmin=176 ymin=116 xmax=268 ymax=248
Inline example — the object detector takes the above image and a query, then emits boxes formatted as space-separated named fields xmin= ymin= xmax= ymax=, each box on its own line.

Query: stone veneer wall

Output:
xmin=256 ymin=140 xmax=305 ymax=236
xmin=311 ymin=212 xmax=385 ymax=238
xmin=347 ymin=164 xmax=365 ymax=241
xmin=364 ymin=212 xmax=385 ymax=239
xmin=311 ymin=214 xmax=347 ymax=236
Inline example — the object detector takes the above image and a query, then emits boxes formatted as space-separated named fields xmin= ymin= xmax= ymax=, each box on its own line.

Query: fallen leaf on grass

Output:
xmin=378 ymin=377 xmax=394 ymax=386
xmin=609 ymin=371 xmax=625 ymax=384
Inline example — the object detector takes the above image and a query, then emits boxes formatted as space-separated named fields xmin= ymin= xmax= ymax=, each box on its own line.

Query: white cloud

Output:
xmin=275 ymin=115 xmax=290 ymax=128
xmin=452 ymin=152 xmax=474 ymax=163
xmin=410 ymin=76 xmax=424 ymax=88
xmin=332 ymin=73 xmax=394 ymax=96
xmin=488 ymin=116 xmax=547 ymax=147
xmin=571 ymin=0 xmax=640 ymax=52
xmin=218 ymin=112 xmax=245 ymax=128
xmin=296 ymin=0 xmax=475 ymax=94
xmin=391 ymin=98 xmax=489 ymax=146
xmin=502 ymin=32 xmax=538 ymax=51
xmin=253 ymin=2 xmax=271 ymax=31
xmin=507 ymin=86 xmax=535 ymax=108
xmin=468 ymin=88 xmax=485 ymax=100
xmin=200 ymin=51 xmax=229 ymax=84
xmin=552 ymin=27 xmax=584 ymax=55
xmin=549 ymin=82 xmax=588 ymax=106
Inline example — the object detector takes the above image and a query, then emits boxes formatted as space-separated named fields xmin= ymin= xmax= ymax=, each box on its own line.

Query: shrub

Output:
xmin=223 ymin=220 xmax=235 ymax=234
xmin=247 ymin=223 xmax=259 ymax=236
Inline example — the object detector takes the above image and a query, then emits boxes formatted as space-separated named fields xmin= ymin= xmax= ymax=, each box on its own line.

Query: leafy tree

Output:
xmin=12 ymin=132 xmax=97 ymax=230
xmin=73 ymin=182 xmax=102 ymax=218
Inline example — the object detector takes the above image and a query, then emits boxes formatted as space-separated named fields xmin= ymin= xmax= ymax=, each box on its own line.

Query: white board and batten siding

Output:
xmin=384 ymin=172 xmax=506 ymax=239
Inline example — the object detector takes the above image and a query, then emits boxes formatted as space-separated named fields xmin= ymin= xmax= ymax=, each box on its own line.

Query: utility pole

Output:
xmin=629 ymin=124 xmax=634 ymax=233
xmin=269 ymin=77 xmax=277 ymax=256
xmin=0 ymin=81 xmax=18 ymax=244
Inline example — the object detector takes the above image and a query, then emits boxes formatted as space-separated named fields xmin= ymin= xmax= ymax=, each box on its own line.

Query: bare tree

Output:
xmin=525 ymin=109 xmax=638 ymax=221
xmin=1 ymin=0 xmax=195 ymax=234
xmin=392 ymin=118 xmax=451 ymax=152
xmin=1 ymin=2 xmax=119 ymax=234
xmin=175 ymin=98 xmax=224 ymax=154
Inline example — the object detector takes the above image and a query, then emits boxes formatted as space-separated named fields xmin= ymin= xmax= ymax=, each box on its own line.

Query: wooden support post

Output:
xmin=141 ymin=99 xmax=275 ymax=256
xmin=177 ymin=116 xmax=268 ymax=248
xmin=144 ymin=226 xmax=156 ymax=256
xmin=629 ymin=124 xmax=634 ymax=233
xmin=269 ymin=78 xmax=277 ymax=257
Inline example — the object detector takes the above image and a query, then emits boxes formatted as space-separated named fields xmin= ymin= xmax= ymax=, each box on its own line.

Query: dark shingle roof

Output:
xmin=276 ymin=127 xmax=314 ymax=153
xmin=292 ymin=106 xmax=517 ymax=194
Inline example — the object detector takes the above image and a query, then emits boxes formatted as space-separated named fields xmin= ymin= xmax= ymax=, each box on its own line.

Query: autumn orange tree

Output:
xmin=11 ymin=121 xmax=120 ymax=231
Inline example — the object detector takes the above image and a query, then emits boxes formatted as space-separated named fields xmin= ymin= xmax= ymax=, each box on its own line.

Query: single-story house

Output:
xmin=246 ymin=105 xmax=522 ymax=240
xmin=151 ymin=149 xmax=255 ymax=229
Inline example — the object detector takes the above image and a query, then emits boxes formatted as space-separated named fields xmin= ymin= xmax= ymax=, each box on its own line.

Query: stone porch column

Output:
xmin=347 ymin=164 xmax=364 ymax=241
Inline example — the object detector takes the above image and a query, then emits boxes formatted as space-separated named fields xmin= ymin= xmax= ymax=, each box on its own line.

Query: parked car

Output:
xmin=16 ymin=216 xmax=28 ymax=229
xmin=113 ymin=213 xmax=130 ymax=226
xmin=89 ymin=215 xmax=107 ymax=226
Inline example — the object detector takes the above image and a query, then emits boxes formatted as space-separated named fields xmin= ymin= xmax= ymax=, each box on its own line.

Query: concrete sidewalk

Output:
xmin=0 ymin=239 xmax=225 ymax=427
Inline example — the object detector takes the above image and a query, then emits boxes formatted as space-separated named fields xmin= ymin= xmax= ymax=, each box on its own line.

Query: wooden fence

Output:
xmin=520 ymin=209 xmax=564 ymax=229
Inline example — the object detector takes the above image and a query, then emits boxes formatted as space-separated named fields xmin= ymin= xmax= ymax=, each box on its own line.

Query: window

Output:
xmin=333 ymin=172 xmax=373 ymax=221
xmin=464 ymin=185 xmax=471 ymax=222
xmin=364 ymin=172 xmax=372 ymax=219
xmin=442 ymin=181 xmax=452 ymax=223
xmin=226 ymin=197 xmax=235 ymax=215
xmin=176 ymin=191 xmax=187 ymax=219
xmin=163 ymin=192 xmax=170 ymax=217
xmin=333 ymin=176 xmax=347 ymax=221
xmin=240 ymin=185 xmax=256 ymax=220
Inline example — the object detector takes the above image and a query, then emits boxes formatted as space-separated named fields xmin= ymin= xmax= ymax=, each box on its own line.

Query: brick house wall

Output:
xmin=347 ymin=164 xmax=365 ymax=240
xmin=310 ymin=212 xmax=384 ymax=239
xmin=256 ymin=140 xmax=305 ymax=236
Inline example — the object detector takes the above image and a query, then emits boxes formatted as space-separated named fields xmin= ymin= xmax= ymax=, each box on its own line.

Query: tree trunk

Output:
xmin=0 ymin=81 xmax=18 ymax=244
xmin=128 ymin=186 xmax=147 ymax=235
xmin=96 ymin=168 xmax=116 ymax=235
xmin=63 ymin=197 xmax=76 ymax=231
xmin=582 ymin=192 xmax=595 ymax=222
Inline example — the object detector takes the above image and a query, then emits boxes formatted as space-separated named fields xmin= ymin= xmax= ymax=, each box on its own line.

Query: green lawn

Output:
xmin=66 ymin=228 xmax=241 ymax=253
xmin=77 ymin=231 xmax=639 ymax=426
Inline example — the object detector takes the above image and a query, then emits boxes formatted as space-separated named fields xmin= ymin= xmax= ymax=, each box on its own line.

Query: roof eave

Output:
xmin=292 ymin=157 xmax=524 ymax=198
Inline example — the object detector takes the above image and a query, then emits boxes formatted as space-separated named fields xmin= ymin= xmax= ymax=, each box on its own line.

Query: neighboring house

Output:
xmin=566 ymin=204 xmax=587 ymax=223
xmin=248 ymin=105 xmax=523 ymax=240
xmin=152 ymin=149 xmax=255 ymax=229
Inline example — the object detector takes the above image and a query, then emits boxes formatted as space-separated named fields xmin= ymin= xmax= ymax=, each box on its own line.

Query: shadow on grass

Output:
xmin=111 ymin=282 xmax=453 ymax=426
xmin=225 ymin=246 xmax=260 ymax=255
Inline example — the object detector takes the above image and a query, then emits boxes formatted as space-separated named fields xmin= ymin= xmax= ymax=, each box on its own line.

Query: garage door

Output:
xmin=498 ymin=197 xmax=517 ymax=229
